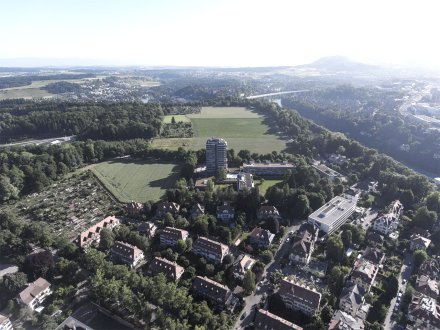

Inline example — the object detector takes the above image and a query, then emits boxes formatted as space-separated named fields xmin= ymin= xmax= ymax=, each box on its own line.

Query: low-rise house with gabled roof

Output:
xmin=18 ymin=277 xmax=52 ymax=311
xmin=328 ymin=310 xmax=365 ymax=330
xmin=0 ymin=313 xmax=13 ymax=330
xmin=137 ymin=221 xmax=157 ymax=238
xmin=233 ymin=254 xmax=256 ymax=280
xmin=254 ymin=309 xmax=303 ymax=330
xmin=339 ymin=281 xmax=366 ymax=317
xmin=217 ymin=202 xmax=235 ymax=223
xmin=372 ymin=200 xmax=403 ymax=236
xmin=110 ymin=241 xmax=144 ymax=268
xmin=192 ymin=236 xmax=229 ymax=264
xmin=415 ymin=275 xmax=439 ymax=299
xmin=77 ymin=216 xmax=120 ymax=247
xmin=408 ymin=292 xmax=440 ymax=330
xmin=289 ymin=224 xmax=317 ymax=265
xmin=190 ymin=203 xmax=205 ymax=219
xmin=248 ymin=227 xmax=275 ymax=249
xmin=159 ymin=227 xmax=189 ymax=247
xmin=257 ymin=205 xmax=281 ymax=221
xmin=192 ymin=276 xmax=232 ymax=309
xmin=155 ymin=202 xmax=180 ymax=218
xmin=125 ymin=202 xmax=144 ymax=216
xmin=278 ymin=278 xmax=321 ymax=316
xmin=350 ymin=258 xmax=379 ymax=292
xmin=420 ymin=259 xmax=440 ymax=280
xmin=410 ymin=234 xmax=431 ymax=251
xmin=149 ymin=257 xmax=184 ymax=282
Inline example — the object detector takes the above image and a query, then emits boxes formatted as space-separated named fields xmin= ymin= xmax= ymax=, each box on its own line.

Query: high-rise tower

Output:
xmin=206 ymin=138 xmax=228 ymax=173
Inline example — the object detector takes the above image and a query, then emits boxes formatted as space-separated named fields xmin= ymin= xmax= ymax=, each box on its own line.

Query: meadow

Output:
xmin=91 ymin=159 xmax=180 ymax=202
xmin=153 ymin=106 xmax=287 ymax=153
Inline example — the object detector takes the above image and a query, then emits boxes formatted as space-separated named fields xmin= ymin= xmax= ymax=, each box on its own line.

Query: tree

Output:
xmin=327 ymin=235 xmax=344 ymax=263
xmin=0 ymin=175 xmax=19 ymax=201
xmin=267 ymin=217 xmax=280 ymax=234
xmin=171 ymin=116 xmax=176 ymax=124
xmin=243 ymin=270 xmax=256 ymax=294
xmin=341 ymin=230 xmax=352 ymax=248
xmin=176 ymin=239 xmax=187 ymax=253
xmin=292 ymin=194 xmax=310 ymax=219
xmin=413 ymin=206 xmax=437 ymax=230
xmin=383 ymin=275 xmax=399 ymax=302
xmin=23 ymin=250 xmax=55 ymax=281
xmin=426 ymin=192 xmax=440 ymax=212
xmin=99 ymin=228 xmax=114 ymax=250
xmin=413 ymin=250 xmax=428 ymax=269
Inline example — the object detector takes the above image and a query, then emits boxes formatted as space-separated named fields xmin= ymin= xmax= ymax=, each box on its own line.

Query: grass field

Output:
xmin=91 ymin=159 xmax=180 ymax=202
xmin=257 ymin=179 xmax=283 ymax=195
xmin=163 ymin=115 xmax=191 ymax=123
xmin=153 ymin=106 xmax=287 ymax=153
xmin=0 ymin=88 xmax=54 ymax=100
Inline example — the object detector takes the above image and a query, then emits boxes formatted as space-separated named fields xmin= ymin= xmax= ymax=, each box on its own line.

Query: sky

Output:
xmin=1 ymin=0 xmax=440 ymax=68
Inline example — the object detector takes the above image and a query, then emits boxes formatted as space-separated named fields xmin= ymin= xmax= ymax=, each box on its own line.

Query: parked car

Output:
xmin=402 ymin=279 xmax=407 ymax=284
xmin=241 ymin=311 xmax=247 ymax=319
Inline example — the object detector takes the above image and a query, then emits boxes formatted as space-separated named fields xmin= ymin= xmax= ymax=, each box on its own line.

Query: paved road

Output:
xmin=352 ymin=208 xmax=378 ymax=231
xmin=245 ymin=90 xmax=310 ymax=99
xmin=384 ymin=252 xmax=412 ymax=329
xmin=0 ymin=135 xmax=76 ymax=148
xmin=234 ymin=223 xmax=301 ymax=329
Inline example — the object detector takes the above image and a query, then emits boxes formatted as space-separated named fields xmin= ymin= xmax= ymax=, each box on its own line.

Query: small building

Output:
xmin=233 ymin=254 xmax=257 ymax=280
xmin=289 ymin=224 xmax=317 ymax=265
xmin=155 ymin=202 xmax=180 ymax=218
xmin=137 ymin=221 xmax=157 ymax=238
xmin=257 ymin=205 xmax=280 ymax=221
xmin=410 ymin=234 xmax=431 ymax=251
xmin=192 ymin=236 xmax=229 ymax=264
xmin=125 ymin=202 xmax=144 ymax=216
xmin=18 ymin=277 xmax=52 ymax=311
xmin=237 ymin=173 xmax=254 ymax=191
xmin=248 ymin=227 xmax=275 ymax=249
xmin=415 ymin=275 xmax=439 ymax=299
xmin=254 ymin=309 xmax=303 ymax=330
xmin=308 ymin=194 xmax=357 ymax=235
xmin=278 ymin=278 xmax=321 ymax=316
xmin=350 ymin=258 xmax=379 ymax=292
xmin=159 ymin=227 xmax=189 ymax=247
xmin=372 ymin=200 xmax=403 ymax=236
xmin=339 ymin=281 xmax=366 ymax=317
xmin=328 ymin=310 xmax=365 ymax=330
xmin=190 ymin=203 xmax=205 ymax=219
xmin=110 ymin=241 xmax=144 ymax=268
xmin=420 ymin=259 xmax=440 ymax=280
xmin=312 ymin=163 xmax=344 ymax=181
xmin=0 ymin=313 xmax=13 ymax=330
xmin=408 ymin=293 xmax=440 ymax=330
xmin=77 ymin=216 xmax=120 ymax=247
xmin=328 ymin=154 xmax=349 ymax=166
xmin=216 ymin=202 xmax=235 ymax=223
xmin=149 ymin=257 xmax=184 ymax=282
xmin=362 ymin=247 xmax=385 ymax=265
xmin=192 ymin=276 xmax=232 ymax=309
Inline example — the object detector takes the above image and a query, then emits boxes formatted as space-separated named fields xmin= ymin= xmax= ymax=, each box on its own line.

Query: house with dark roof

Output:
xmin=410 ymin=234 xmax=431 ymax=251
xmin=18 ymin=277 xmax=52 ymax=311
xmin=289 ymin=224 xmax=317 ymax=265
xmin=257 ymin=206 xmax=281 ymax=221
xmin=233 ymin=254 xmax=257 ymax=280
xmin=110 ymin=241 xmax=144 ymax=268
xmin=77 ymin=216 xmax=120 ymax=247
xmin=137 ymin=221 xmax=157 ymax=238
xmin=254 ymin=309 xmax=303 ymax=330
xmin=248 ymin=227 xmax=275 ymax=249
xmin=192 ymin=237 xmax=229 ymax=264
xmin=408 ymin=293 xmax=440 ymax=330
xmin=190 ymin=203 xmax=205 ymax=219
xmin=339 ymin=282 xmax=366 ymax=317
xmin=362 ymin=247 xmax=385 ymax=265
xmin=192 ymin=276 xmax=232 ymax=309
xmin=149 ymin=257 xmax=184 ymax=282
xmin=159 ymin=227 xmax=189 ymax=247
xmin=350 ymin=258 xmax=379 ymax=292
xmin=216 ymin=202 xmax=235 ymax=223
xmin=278 ymin=279 xmax=321 ymax=316
xmin=125 ymin=202 xmax=143 ymax=216
xmin=419 ymin=259 xmax=440 ymax=280
xmin=415 ymin=275 xmax=439 ymax=299
xmin=328 ymin=310 xmax=365 ymax=330
xmin=155 ymin=202 xmax=180 ymax=218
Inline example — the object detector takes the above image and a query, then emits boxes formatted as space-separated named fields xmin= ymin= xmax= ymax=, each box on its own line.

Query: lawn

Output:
xmin=0 ymin=88 xmax=55 ymax=100
xmin=257 ymin=179 xmax=283 ymax=195
xmin=91 ymin=159 xmax=180 ymax=203
xmin=163 ymin=115 xmax=191 ymax=123
xmin=152 ymin=106 xmax=287 ymax=154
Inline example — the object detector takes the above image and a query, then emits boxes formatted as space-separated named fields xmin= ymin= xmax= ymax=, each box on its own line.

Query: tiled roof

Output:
xmin=19 ymin=277 xmax=50 ymax=304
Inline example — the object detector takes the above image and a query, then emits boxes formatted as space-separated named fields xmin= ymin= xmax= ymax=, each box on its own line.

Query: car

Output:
xmin=286 ymin=238 xmax=290 ymax=242
xmin=397 ymin=297 xmax=401 ymax=302
xmin=397 ymin=292 xmax=402 ymax=297
xmin=241 ymin=311 xmax=247 ymax=319
xmin=402 ymin=279 xmax=407 ymax=284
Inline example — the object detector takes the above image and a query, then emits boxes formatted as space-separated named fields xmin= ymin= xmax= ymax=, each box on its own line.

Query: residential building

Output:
xmin=373 ymin=200 xmax=403 ymax=235
xmin=308 ymin=194 xmax=357 ymax=235
xmin=110 ymin=241 xmax=144 ymax=268
xmin=257 ymin=206 xmax=280 ymax=221
xmin=420 ymin=260 xmax=440 ymax=280
xmin=328 ymin=154 xmax=349 ymax=166
xmin=18 ymin=277 xmax=52 ymax=311
xmin=216 ymin=202 xmax=235 ymax=223
xmin=137 ymin=221 xmax=157 ymax=238
xmin=350 ymin=258 xmax=379 ymax=292
xmin=248 ymin=227 xmax=275 ymax=249
xmin=155 ymin=202 xmax=180 ymax=218
xmin=149 ymin=257 xmax=184 ymax=282
xmin=278 ymin=279 xmax=321 ymax=316
xmin=190 ymin=203 xmax=205 ymax=219
xmin=289 ymin=224 xmax=317 ymax=265
xmin=159 ymin=227 xmax=189 ymax=247
xmin=192 ymin=276 xmax=232 ymax=308
xmin=338 ymin=282 xmax=366 ymax=317
xmin=328 ymin=310 xmax=365 ymax=330
xmin=312 ymin=163 xmax=344 ymax=181
xmin=192 ymin=236 xmax=229 ymax=264
xmin=408 ymin=293 xmax=440 ymax=330
xmin=240 ymin=162 xmax=296 ymax=177
xmin=362 ymin=247 xmax=385 ymax=265
xmin=410 ymin=234 xmax=432 ymax=251
xmin=237 ymin=173 xmax=254 ymax=191
xmin=125 ymin=202 xmax=143 ymax=216
xmin=0 ymin=314 xmax=13 ymax=330
xmin=233 ymin=254 xmax=256 ymax=280
xmin=416 ymin=275 xmax=439 ymax=299
xmin=254 ymin=309 xmax=303 ymax=330
xmin=77 ymin=216 xmax=120 ymax=247
xmin=206 ymin=137 xmax=228 ymax=173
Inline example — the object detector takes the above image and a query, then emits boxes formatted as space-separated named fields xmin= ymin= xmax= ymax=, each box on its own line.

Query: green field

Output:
xmin=163 ymin=115 xmax=191 ymax=123
xmin=0 ymin=88 xmax=54 ymax=100
xmin=153 ymin=106 xmax=287 ymax=153
xmin=91 ymin=159 xmax=180 ymax=202
xmin=257 ymin=179 xmax=283 ymax=195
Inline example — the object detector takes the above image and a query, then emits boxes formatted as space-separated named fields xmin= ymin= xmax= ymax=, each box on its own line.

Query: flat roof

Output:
xmin=309 ymin=194 xmax=357 ymax=226
xmin=242 ymin=162 xmax=295 ymax=168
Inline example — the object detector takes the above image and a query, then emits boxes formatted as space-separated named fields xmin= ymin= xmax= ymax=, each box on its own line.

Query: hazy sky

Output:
xmin=1 ymin=0 xmax=439 ymax=67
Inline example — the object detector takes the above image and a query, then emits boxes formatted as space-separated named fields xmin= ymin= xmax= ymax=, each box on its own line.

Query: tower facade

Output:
xmin=206 ymin=138 xmax=228 ymax=173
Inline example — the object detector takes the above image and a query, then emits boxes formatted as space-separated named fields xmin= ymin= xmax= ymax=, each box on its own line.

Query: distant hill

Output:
xmin=298 ymin=56 xmax=379 ymax=72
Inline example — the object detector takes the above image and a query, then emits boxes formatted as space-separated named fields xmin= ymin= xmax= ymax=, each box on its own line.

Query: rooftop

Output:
xmin=309 ymin=194 xmax=357 ymax=225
